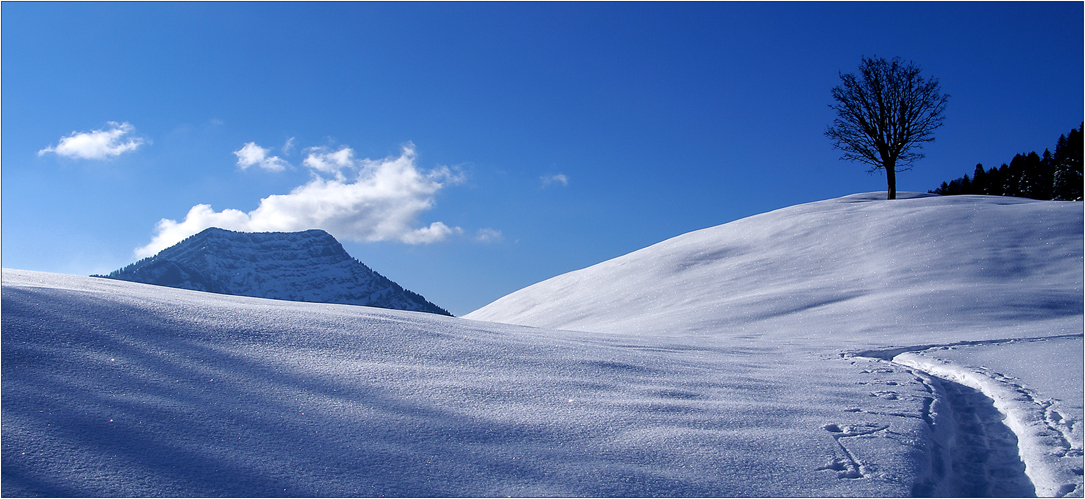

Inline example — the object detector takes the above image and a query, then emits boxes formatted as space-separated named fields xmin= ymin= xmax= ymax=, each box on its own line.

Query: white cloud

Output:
xmin=38 ymin=122 xmax=145 ymax=160
xmin=541 ymin=173 xmax=569 ymax=187
xmin=234 ymin=142 xmax=290 ymax=172
xmin=282 ymin=137 xmax=296 ymax=155
xmin=135 ymin=144 xmax=466 ymax=258
xmin=402 ymin=222 xmax=463 ymax=244
xmin=475 ymin=228 xmax=504 ymax=243
xmin=302 ymin=146 xmax=355 ymax=180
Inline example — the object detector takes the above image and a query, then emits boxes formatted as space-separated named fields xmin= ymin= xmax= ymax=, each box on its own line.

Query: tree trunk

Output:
xmin=885 ymin=159 xmax=897 ymax=200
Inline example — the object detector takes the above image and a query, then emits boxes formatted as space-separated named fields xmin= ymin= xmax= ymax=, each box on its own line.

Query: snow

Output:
xmin=4 ymin=192 xmax=1083 ymax=496
xmin=103 ymin=227 xmax=449 ymax=315
xmin=466 ymin=193 xmax=1081 ymax=346
xmin=893 ymin=336 xmax=1083 ymax=497
xmin=911 ymin=337 xmax=1083 ymax=410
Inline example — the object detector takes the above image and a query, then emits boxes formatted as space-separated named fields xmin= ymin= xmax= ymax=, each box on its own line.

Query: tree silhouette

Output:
xmin=1052 ymin=126 xmax=1083 ymax=200
xmin=931 ymin=124 xmax=1082 ymax=201
xmin=826 ymin=56 xmax=949 ymax=200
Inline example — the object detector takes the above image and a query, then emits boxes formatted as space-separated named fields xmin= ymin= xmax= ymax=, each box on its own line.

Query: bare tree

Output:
xmin=826 ymin=56 xmax=949 ymax=200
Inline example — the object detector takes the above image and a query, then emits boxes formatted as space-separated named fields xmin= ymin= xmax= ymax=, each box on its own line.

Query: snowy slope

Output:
xmin=467 ymin=193 xmax=1082 ymax=347
xmin=100 ymin=227 xmax=450 ymax=315
xmin=467 ymin=192 xmax=1085 ymax=496
xmin=3 ymin=193 xmax=1082 ymax=496
xmin=893 ymin=337 xmax=1084 ymax=497
xmin=3 ymin=269 xmax=936 ymax=497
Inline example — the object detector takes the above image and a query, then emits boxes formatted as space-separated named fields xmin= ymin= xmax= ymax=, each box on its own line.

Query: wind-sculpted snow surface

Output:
xmin=467 ymin=193 xmax=1082 ymax=347
xmin=467 ymin=192 xmax=1083 ymax=496
xmin=6 ymin=270 xmax=935 ymax=496
xmin=3 ymin=193 xmax=1082 ymax=496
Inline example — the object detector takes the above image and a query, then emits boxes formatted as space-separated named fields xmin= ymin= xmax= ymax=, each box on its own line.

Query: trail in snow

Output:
xmin=928 ymin=374 xmax=1034 ymax=496
xmin=895 ymin=351 xmax=1084 ymax=497
xmin=855 ymin=334 xmax=1084 ymax=497
xmin=844 ymin=355 xmax=1037 ymax=497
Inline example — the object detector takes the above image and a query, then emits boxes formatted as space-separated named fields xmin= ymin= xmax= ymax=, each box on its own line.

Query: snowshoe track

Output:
xmin=931 ymin=375 xmax=1035 ymax=497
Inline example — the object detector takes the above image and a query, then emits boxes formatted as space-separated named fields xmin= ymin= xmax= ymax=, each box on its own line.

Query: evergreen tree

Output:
xmin=930 ymin=124 xmax=1082 ymax=200
xmin=1017 ymin=151 xmax=1051 ymax=200
xmin=1004 ymin=154 xmax=1026 ymax=197
xmin=1052 ymin=124 xmax=1083 ymax=200
xmin=971 ymin=164 xmax=987 ymax=195
xmin=986 ymin=164 xmax=1004 ymax=196
xmin=997 ymin=163 xmax=1013 ymax=196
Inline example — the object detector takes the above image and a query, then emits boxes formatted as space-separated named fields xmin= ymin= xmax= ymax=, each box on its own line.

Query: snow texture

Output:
xmin=100 ymin=227 xmax=450 ymax=316
xmin=4 ymin=192 xmax=1082 ymax=497
xmin=894 ymin=337 xmax=1084 ymax=497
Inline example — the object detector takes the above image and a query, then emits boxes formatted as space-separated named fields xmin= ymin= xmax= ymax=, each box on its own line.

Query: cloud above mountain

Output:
xmin=302 ymin=146 xmax=354 ymax=180
xmin=135 ymin=144 xmax=465 ymax=258
xmin=234 ymin=142 xmax=290 ymax=172
xmin=39 ymin=122 xmax=145 ymax=160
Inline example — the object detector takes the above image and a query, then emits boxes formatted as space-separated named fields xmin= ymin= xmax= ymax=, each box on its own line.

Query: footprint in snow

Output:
xmin=817 ymin=422 xmax=890 ymax=479
xmin=869 ymin=390 xmax=899 ymax=400
xmin=823 ymin=422 xmax=889 ymax=438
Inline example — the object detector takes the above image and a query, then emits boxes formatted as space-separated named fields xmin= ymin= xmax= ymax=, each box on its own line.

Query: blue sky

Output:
xmin=3 ymin=2 xmax=1082 ymax=316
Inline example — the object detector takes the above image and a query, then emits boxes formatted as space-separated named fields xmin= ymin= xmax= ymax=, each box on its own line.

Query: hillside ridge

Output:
xmin=466 ymin=192 xmax=1082 ymax=344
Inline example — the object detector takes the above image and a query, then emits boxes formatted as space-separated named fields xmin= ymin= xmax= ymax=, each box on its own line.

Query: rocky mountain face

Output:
xmin=98 ymin=228 xmax=451 ymax=316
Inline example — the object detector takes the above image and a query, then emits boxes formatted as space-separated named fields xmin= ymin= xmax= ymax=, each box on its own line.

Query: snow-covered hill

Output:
xmin=99 ymin=227 xmax=450 ymax=315
xmin=467 ymin=192 xmax=1084 ymax=496
xmin=467 ymin=193 xmax=1082 ymax=347
xmin=3 ymin=193 xmax=1081 ymax=496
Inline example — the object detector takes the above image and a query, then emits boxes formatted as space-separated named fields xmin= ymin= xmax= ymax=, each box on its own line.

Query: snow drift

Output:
xmin=4 ymin=192 xmax=1082 ymax=496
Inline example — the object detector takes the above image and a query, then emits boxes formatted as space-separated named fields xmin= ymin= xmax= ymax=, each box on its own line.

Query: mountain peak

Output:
xmin=99 ymin=228 xmax=451 ymax=315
